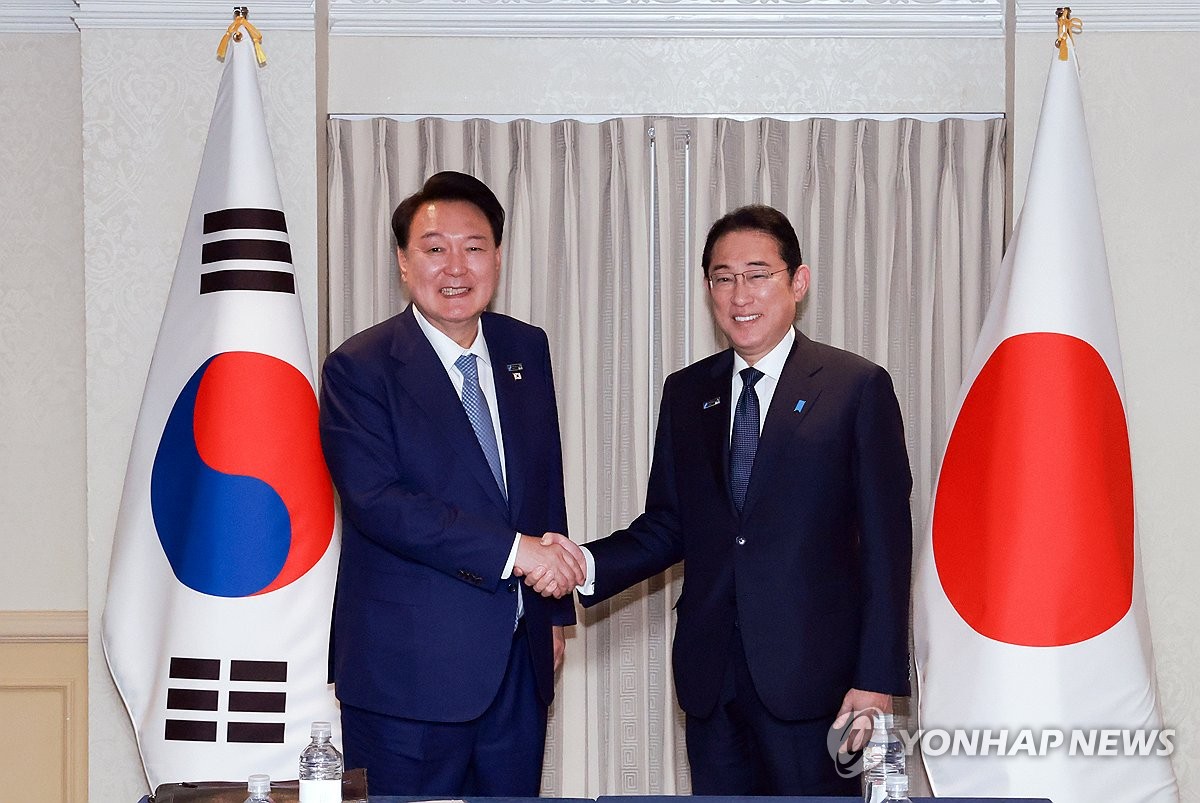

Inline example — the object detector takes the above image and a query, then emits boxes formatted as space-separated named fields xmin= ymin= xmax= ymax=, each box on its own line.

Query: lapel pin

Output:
xmin=794 ymin=399 xmax=806 ymax=413
xmin=703 ymin=397 xmax=721 ymax=410
xmin=507 ymin=363 xmax=524 ymax=381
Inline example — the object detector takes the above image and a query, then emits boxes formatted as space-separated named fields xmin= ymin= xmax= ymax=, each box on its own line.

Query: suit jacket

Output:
xmin=319 ymin=305 xmax=573 ymax=723
xmin=582 ymin=332 xmax=912 ymax=721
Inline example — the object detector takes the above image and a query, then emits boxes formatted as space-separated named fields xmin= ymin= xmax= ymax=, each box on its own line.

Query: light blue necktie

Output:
xmin=730 ymin=367 xmax=763 ymax=512
xmin=455 ymin=353 xmax=507 ymax=501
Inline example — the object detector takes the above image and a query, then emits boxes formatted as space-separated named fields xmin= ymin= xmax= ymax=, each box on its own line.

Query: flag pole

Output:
xmin=217 ymin=6 xmax=268 ymax=65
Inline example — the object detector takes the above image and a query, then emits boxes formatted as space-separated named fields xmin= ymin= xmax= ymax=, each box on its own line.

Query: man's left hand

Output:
xmin=552 ymin=626 xmax=566 ymax=671
xmin=832 ymin=689 xmax=893 ymax=752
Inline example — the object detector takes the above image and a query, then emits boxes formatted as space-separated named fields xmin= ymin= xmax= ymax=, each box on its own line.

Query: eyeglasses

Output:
xmin=707 ymin=267 xmax=790 ymax=292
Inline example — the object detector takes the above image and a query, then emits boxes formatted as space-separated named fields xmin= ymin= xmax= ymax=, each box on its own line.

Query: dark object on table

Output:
xmin=150 ymin=766 xmax=366 ymax=802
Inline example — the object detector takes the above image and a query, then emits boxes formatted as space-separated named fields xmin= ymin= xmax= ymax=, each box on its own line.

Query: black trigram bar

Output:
xmin=203 ymin=208 xmax=287 ymax=234
xmin=201 ymin=238 xmax=293 ymax=265
xmin=166 ymin=688 xmax=219 ymax=711
xmin=228 ymin=721 xmax=286 ymax=744
xmin=169 ymin=657 xmax=220 ymax=680
xmin=165 ymin=719 xmax=218 ymax=742
xmin=229 ymin=690 xmax=287 ymax=713
xmin=199 ymin=269 xmax=296 ymax=294
xmin=230 ymin=659 xmax=288 ymax=683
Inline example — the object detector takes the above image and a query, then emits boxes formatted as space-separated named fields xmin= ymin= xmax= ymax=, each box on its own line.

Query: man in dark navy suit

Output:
xmin=319 ymin=172 xmax=584 ymax=796
xmin=536 ymin=205 xmax=913 ymax=794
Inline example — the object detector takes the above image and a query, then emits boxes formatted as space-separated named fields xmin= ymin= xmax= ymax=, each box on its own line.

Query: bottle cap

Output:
xmin=248 ymin=774 xmax=271 ymax=794
xmin=311 ymin=721 xmax=332 ymax=738
xmin=885 ymin=774 xmax=909 ymax=793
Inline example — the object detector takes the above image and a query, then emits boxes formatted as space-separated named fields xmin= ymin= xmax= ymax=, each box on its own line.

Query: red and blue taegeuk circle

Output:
xmin=151 ymin=351 xmax=334 ymax=597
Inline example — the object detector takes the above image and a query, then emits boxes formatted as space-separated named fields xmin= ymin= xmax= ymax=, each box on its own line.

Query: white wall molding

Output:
xmin=73 ymin=0 xmax=315 ymax=30
xmin=329 ymin=0 xmax=1006 ymax=38
xmin=0 ymin=1 xmax=79 ymax=32
xmin=0 ymin=611 xmax=88 ymax=643
xmin=1015 ymin=0 xmax=1200 ymax=31
xmin=11 ymin=0 xmax=1195 ymax=37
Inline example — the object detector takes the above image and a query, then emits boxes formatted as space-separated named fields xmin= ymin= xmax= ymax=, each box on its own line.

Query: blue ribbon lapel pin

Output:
xmin=794 ymin=399 xmax=807 ymax=413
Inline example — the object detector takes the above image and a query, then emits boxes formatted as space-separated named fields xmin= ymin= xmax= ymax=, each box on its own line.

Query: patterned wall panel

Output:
xmin=329 ymin=36 xmax=1005 ymax=116
xmin=0 ymin=32 xmax=86 ymax=612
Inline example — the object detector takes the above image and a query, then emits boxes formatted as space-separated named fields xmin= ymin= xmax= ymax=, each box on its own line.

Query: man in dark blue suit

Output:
xmin=318 ymin=172 xmax=585 ymax=796
xmin=539 ymin=205 xmax=913 ymax=794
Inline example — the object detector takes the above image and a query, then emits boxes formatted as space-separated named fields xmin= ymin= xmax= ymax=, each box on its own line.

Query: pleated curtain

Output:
xmin=326 ymin=114 xmax=1006 ymax=796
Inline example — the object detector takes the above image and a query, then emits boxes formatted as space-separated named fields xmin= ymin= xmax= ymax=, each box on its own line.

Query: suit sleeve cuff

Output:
xmin=501 ymin=532 xmax=521 ymax=579
xmin=577 ymin=545 xmax=596 ymax=596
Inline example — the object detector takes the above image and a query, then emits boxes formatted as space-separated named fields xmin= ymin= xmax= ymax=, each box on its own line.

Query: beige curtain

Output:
xmin=326 ymin=114 xmax=1005 ymax=796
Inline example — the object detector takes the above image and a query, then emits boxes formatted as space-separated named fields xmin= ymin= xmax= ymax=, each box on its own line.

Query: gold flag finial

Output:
xmin=217 ymin=6 xmax=267 ymax=66
xmin=1055 ymin=7 xmax=1083 ymax=61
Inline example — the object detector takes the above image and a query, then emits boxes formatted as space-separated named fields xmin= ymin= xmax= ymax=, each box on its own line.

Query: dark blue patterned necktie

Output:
xmin=455 ymin=353 xmax=507 ymax=501
xmin=730 ymin=367 xmax=763 ymax=512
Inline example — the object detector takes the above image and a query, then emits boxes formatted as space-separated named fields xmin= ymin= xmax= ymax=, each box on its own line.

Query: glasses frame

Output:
xmin=706 ymin=266 xmax=791 ymax=292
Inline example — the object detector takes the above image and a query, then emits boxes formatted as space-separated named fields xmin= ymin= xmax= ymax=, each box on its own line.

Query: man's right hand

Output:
xmin=513 ymin=532 xmax=586 ymax=598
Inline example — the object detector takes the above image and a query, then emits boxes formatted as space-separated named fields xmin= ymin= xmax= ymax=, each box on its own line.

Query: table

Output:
xmin=141 ymin=794 xmax=1052 ymax=802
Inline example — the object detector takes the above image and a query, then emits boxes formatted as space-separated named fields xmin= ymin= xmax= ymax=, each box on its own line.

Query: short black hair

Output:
xmin=391 ymin=171 xmax=505 ymax=249
xmin=700 ymin=205 xmax=803 ymax=277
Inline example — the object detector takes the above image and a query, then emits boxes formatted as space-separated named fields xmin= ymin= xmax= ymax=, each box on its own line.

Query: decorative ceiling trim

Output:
xmin=329 ymin=0 xmax=1006 ymax=38
xmin=72 ymin=0 xmax=315 ymax=31
xmin=1015 ymin=0 xmax=1200 ymax=31
xmin=0 ymin=1 xmax=79 ymax=32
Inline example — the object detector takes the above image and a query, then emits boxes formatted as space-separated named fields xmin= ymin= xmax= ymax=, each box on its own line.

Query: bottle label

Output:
xmin=299 ymin=778 xmax=341 ymax=803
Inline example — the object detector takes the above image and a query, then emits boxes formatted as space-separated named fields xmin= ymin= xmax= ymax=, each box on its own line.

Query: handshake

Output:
xmin=511 ymin=532 xmax=587 ymax=599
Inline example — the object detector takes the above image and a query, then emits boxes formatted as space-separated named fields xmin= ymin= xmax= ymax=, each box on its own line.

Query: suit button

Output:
xmin=735 ymin=536 xmax=746 ymax=546
xmin=508 ymin=581 xmax=517 ymax=592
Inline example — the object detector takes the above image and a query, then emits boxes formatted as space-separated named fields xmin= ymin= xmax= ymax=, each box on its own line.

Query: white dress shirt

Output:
xmin=729 ymin=326 xmax=795 ymax=439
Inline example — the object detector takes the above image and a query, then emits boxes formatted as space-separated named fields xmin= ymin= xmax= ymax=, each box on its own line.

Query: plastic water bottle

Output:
xmin=862 ymin=712 xmax=905 ymax=803
xmin=884 ymin=774 xmax=912 ymax=803
xmin=298 ymin=721 xmax=343 ymax=803
xmin=244 ymin=773 xmax=275 ymax=803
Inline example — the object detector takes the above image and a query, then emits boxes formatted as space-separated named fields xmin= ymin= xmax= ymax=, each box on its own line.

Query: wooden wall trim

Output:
xmin=0 ymin=642 xmax=89 ymax=802
xmin=0 ymin=610 xmax=87 ymax=643
xmin=0 ymin=679 xmax=81 ymax=802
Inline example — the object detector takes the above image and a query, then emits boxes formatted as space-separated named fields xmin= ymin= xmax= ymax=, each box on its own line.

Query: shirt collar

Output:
xmin=732 ymin=327 xmax=795 ymax=382
xmin=411 ymin=305 xmax=492 ymax=372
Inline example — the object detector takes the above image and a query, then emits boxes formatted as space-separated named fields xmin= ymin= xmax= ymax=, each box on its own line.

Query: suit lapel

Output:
xmin=389 ymin=306 xmax=509 ymax=514
xmin=485 ymin=317 xmax=524 ymax=522
xmin=743 ymin=334 xmax=825 ymax=514
xmin=698 ymin=351 xmax=736 ymax=514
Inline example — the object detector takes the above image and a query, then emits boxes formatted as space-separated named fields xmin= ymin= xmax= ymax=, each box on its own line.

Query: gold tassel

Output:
xmin=1055 ymin=7 xmax=1083 ymax=61
xmin=217 ymin=7 xmax=268 ymax=66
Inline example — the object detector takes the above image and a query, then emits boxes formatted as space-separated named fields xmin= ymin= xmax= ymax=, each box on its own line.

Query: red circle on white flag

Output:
xmin=933 ymin=332 xmax=1134 ymax=647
